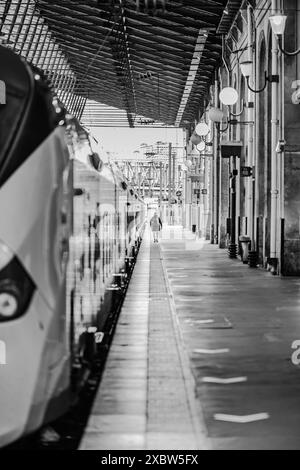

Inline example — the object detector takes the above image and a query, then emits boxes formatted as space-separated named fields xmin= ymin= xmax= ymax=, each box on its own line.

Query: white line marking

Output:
xmin=263 ymin=333 xmax=280 ymax=342
xmin=202 ymin=377 xmax=247 ymax=384
xmin=185 ymin=319 xmax=214 ymax=324
xmin=166 ymin=267 xmax=185 ymax=270
xmin=276 ymin=306 xmax=299 ymax=311
xmin=171 ymin=284 xmax=202 ymax=288
xmin=193 ymin=348 xmax=230 ymax=354
xmin=159 ymin=230 xmax=213 ymax=450
xmin=178 ymin=298 xmax=204 ymax=302
xmin=214 ymin=413 xmax=269 ymax=423
xmin=171 ymin=275 xmax=188 ymax=278
xmin=197 ymin=319 xmax=215 ymax=324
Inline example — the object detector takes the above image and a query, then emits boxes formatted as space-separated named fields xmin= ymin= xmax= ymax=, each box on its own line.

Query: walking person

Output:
xmin=150 ymin=212 xmax=162 ymax=243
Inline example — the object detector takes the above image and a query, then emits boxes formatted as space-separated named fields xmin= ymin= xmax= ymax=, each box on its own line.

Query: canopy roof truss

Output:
xmin=0 ymin=0 xmax=244 ymax=127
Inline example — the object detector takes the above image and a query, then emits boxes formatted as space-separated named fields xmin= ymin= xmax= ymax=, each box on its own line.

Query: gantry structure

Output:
xmin=115 ymin=142 xmax=185 ymax=198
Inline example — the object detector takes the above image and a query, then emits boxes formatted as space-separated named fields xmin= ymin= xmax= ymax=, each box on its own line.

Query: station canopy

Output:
xmin=0 ymin=0 xmax=244 ymax=127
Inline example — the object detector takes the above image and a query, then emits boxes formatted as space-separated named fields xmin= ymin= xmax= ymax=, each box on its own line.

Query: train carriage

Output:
xmin=0 ymin=45 xmax=145 ymax=447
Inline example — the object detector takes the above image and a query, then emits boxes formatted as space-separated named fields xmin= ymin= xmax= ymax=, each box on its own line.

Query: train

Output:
xmin=0 ymin=45 xmax=146 ymax=447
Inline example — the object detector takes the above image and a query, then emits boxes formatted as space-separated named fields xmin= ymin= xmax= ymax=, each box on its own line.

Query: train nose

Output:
xmin=0 ymin=291 xmax=52 ymax=447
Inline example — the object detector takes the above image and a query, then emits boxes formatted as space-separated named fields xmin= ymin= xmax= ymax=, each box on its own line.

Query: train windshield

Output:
xmin=0 ymin=46 xmax=57 ymax=187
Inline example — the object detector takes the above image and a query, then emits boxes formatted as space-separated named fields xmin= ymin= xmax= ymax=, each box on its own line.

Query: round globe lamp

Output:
xmin=196 ymin=141 xmax=206 ymax=152
xmin=195 ymin=122 xmax=210 ymax=136
xmin=208 ymin=107 xmax=225 ymax=123
xmin=219 ymin=87 xmax=238 ymax=106
xmin=190 ymin=132 xmax=201 ymax=145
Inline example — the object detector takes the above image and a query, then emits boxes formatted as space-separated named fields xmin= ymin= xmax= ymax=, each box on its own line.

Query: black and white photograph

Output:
xmin=1 ymin=0 xmax=300 ymax=456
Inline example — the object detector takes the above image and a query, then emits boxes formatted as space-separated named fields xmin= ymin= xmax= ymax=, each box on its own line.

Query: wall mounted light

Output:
xmin=195 ymin=121 xmax=210 ymax=136
xmin=269 ymin=14 xmax=300 ymax=56
xmin=208 ymin=103 xmax=252 ymax=133
xmin=208 ymin=107 xmax=228 ymax=133
xmin=240 ymin=61 xmax=252 ymax=79
xmin=240 ymin=60 xmax=279 ymax=93
xmin=185 ymin=159 xmax=193 ymax=168
xmin=190 ymin=132 xmax=201 ymax=145
xmin=196 ymin=141 xmax=206 ymax=152
xmin=229 ymin=99 xmax=245 ymax=117
xmin=190 ymin=122 xmax=210 ymax=149
xmin=219 ymin=86 xmax=245 ymax=117
xmin=208 ymin=107 xmax=225 ymax=123
xmin=219 ymin=87 xmax=238 ymax=106
xmin=269 ymin=15 xmax=287 ymax=35
xmin=275 ymin=139 xmax=286 ymax=153
xmin=291 ymin=80 xmax=300 ymax=104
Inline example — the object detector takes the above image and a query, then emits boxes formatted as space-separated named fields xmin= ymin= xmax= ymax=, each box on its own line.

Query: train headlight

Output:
xmin=0 ymin=242 xmax=13 ymax=270
xmin=0 ymin=240 xmax=35 ymax=322
xmin=0 ymin=292 xmax=18 ymax=318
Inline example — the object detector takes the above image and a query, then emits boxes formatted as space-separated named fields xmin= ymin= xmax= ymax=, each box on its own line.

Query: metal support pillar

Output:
xmin=270 ymin=0 xmax=280 ymax=271
xmin=159 ymin=161 xmax=162 ymax=205
xmin=228 ymin=156 xmax=238 ymax=258
xmin=168 ymin=142 xmax=172 ymax=223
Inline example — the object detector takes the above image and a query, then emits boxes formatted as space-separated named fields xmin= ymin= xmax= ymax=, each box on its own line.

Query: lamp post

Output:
xmin=212 ymin=71 xmax=219 ymax=244
xmin=219 ymin=87 xmax=239 ymax=259
xmin=210 ymin=86 xmax=250 ymax=258
xmin=209 ymin=104 xmax=226 ymax=246
xmin=189 ymin=121 xmax=210 ymax=235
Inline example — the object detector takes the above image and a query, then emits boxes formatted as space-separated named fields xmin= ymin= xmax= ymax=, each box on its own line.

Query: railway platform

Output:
xmin=80 ymin=226 xmax=300 ymax=450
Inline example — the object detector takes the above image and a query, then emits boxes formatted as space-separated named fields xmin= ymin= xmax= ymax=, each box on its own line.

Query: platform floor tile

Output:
xmin=79 ymin=228 xmax=207 ymax=450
